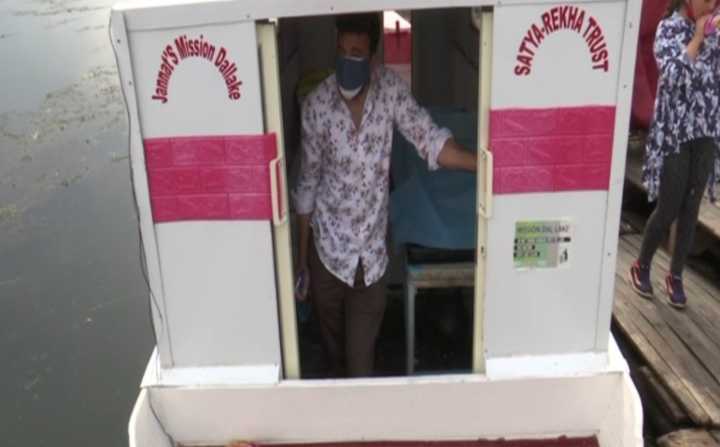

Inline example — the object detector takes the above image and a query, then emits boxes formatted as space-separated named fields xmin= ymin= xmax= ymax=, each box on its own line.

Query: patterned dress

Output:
xmin=643 ymin=11 xmax=720 ymax=202
xmin=293 ymin=67 xmax=452 ymax=287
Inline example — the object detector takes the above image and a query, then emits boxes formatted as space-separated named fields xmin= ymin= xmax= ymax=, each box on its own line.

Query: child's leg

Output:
xmin=670 ymin=138 xmax=717 ymax=275
xmin=638 ymin=148 xmax=691 ymax=266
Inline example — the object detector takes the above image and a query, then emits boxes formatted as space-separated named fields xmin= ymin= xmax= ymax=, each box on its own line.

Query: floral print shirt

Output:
xmin=643 ymin=12 xmax=720 ymax=202
xmin=293 ymin=67 xmax=452 ymax=286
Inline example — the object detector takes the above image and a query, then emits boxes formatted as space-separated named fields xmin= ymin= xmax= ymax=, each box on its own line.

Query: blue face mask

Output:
xmin=336 ymin=56 xmax=370 ymax=100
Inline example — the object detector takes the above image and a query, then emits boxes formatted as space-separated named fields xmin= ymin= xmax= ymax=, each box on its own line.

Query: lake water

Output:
xmin=0 ymin=1 xmax=153 ymax=446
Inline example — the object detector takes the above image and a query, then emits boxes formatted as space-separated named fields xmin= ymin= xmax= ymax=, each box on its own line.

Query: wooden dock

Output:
xmin=618 ymin=136 xmax=720 ymax=446
xmin=614 ymin=232 xmax=720 ymax=433
xmin=657 ymin=429 xmax=720 ymax=446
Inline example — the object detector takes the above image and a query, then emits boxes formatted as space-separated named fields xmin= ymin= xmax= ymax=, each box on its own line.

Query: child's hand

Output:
xmin=702 ymin=13 xmax=720 ymax=36
xmin=695 ymin=14 xmax=712 ymax=42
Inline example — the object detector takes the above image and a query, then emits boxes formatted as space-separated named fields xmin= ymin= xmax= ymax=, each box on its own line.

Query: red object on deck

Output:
xmin=383 ymin=28 xmax=412 ymax=65
xmin=631 ymin=0 xmax=669 ymax=130
xmin=270 ymin=438 xmax=599 ymax=447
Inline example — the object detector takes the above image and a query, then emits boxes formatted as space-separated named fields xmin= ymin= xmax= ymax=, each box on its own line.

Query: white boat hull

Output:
xmin=129 ymin=337 xmax=643 ymax=447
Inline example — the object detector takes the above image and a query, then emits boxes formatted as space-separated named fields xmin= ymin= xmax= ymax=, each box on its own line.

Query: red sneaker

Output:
xmin=628 ymin=260 xmax=654 ymax=299
xmin=665 ymin=274 xmax=687 ymax=309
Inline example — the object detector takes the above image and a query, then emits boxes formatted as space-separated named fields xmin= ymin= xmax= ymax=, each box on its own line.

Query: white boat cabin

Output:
xmin=109 ymin=0 xmax=645 ymax=445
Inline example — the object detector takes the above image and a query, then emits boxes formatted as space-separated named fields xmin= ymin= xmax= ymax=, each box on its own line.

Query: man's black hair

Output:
xmin=335 ymin=13 xmax=382 ymax=55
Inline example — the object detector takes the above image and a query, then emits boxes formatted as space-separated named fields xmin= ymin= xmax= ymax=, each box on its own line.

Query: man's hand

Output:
xmin=437 ymin=138 xmax=477 ymax=171
xmin=295 ymin=267 xmax=310 ymax=301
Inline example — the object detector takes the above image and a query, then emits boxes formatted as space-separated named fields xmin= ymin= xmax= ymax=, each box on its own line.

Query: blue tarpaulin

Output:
xmin=390 ymin=108 xmax=478 ymax=250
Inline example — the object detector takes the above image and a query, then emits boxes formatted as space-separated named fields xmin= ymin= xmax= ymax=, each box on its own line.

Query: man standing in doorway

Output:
xmin=293 ymin=12 xmax=477 ymax=378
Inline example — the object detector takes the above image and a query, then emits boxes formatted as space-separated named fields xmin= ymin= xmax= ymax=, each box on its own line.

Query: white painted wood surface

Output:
xmin=129 ymin=390 xmax=173 ymax=447
xmin=486 ymin=351 xmax=610 ymax=379
xmin=473 ymin=8 xmax=493 ymax=374
xmin=130 ymin=337 xmax=642 ymax=446
xmin=257 ymin=23 xmax=300 ymax=379
xmin=595 ymin=0 xmax=642 ymax=352
xmin=128 ymin=22 xmax=263 ymax=137
xmin=115 ymin=0 xmax=625 ymax=32
xmin=485 ymin=192 xmax=608 ymax=357
xmin=141 ymin=349 xmax=280 ymax=387
xmin=491 ymin=1 xmax=625 ymax=109
xmin=156 ymin=222 xmax=280 ymax=368
xmin=117 ymin=1 xmax=645 ymax=445
xmin=124 ymin=18 xmax=282 ymax=370
xmin=484 ymin=1 xmax=629 ymax=360
xmin=129 ymin=337 xmax=640 ymax=446
xmin=156 ymin=375 xmax=620 ymax=445
xmin=485 ymin=334 xmax=620 ymax=379
xmin=598 ymin=373 xmax=644 ymax=447
xmin=110 ymin=11 xmax=174 ymax=367
xmin=115 ymin=0 xmax=641 ymax=369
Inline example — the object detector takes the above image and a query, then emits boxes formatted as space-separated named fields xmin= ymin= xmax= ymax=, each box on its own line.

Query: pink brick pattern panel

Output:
xmin=143 ymin=134 xmax=277 ymax=222
xmin=490 ymin=106 xmax=616 ymax=194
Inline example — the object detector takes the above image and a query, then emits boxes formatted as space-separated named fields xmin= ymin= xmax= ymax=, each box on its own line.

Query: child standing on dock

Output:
xmin=630 ymin=0 xmax=720 ymax=308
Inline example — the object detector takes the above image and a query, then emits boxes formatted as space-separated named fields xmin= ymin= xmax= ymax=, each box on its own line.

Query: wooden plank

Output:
xmin=614 ymin=239 xmax=720 ymax=426
xmin=620 ymin=234 xmax=720 ymax=333
xmin=616 ymin=246 xmax=720 ymax=404
xmin=623 ymin=294 xmax=720 ymax=426
xmin=657 ymin=429 xmax=720 ymax=447
xmin=712 ymin=430 xmax=720 ymax=443
xmin=408 ymin=263 xmax=475 ymax=288
xmin=612 ymin=296 xmax=710 ymax=425
xmin=637 ymin=366 xmax=690 ymax=426
xmin=613 ymin=292 xmax=716 ymax=426
xmin=616 ymin=241 xmax=720 ymax=386
xmin=633 ymin=367 xmax=683 ymax=435
xmin=698 ymin=200 xmax=720 ymax=241
xmin=653 ymin=299 xmax=720 ymax=381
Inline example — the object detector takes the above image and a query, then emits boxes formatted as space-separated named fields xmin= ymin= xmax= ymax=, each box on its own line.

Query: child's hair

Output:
xmin=665 ymin=0 xmax=684 ymax=18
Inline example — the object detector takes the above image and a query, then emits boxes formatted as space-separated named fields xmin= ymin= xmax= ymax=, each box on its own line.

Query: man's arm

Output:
xmin=391 ymin=71 xmax=475 ymax=172
xmin=437 ymin=138 xmax=477 ymax=172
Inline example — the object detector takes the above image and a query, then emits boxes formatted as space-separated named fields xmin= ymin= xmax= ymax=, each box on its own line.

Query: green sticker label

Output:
xmin=513 ymin=220 xmax=573 ymax=269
